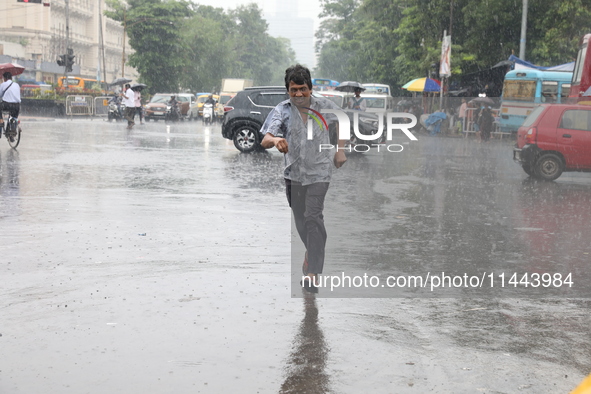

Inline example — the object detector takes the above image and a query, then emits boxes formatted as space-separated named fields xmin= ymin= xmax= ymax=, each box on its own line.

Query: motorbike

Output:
xmin=165 ymin=101 xmax=181 ymax=122
xmin=202 ymin=103 xmax=214 ymax=125
xmin=107 ymin=100 xmax=125 ymax=122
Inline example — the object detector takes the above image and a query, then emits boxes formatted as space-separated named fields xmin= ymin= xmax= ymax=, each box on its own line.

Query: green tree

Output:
xmin=181 ymin=5 xmax=235 ymax=93
xmin=105 ymin=0 xmax=193 ymax=94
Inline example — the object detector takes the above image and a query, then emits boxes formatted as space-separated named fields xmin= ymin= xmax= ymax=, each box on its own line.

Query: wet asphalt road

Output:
xmin=1 ymin=118 xmax=590 ymax=393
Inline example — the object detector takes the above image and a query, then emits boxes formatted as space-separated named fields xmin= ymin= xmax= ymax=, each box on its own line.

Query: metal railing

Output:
xmin=93 ymin=96 xmax=111 ymax=117
xmin=65 ymin=95 xmax=94 ymax=116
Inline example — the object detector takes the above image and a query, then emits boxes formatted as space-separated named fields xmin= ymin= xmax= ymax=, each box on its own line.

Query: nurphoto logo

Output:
xmin=305 ymin=108 xmax=419 ymax=153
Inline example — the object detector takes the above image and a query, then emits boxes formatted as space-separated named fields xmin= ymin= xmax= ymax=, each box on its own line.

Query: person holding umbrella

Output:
xmin=120 ymin=83 xmax=135 ymax=129
xmin=132 ymin=85 xmax=144 ymax=124
xmin=348 ymin=88 xmax=367 ymax=111
xmin=477 ymin=106 xmax=494 ymax=142
xmin=0 ymin=72 xmax=21 ymax=141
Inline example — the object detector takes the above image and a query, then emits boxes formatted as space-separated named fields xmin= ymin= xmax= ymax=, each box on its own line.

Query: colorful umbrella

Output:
xmin=402 ymin=77 xmax=441 ymax=92
xmin=0 ymin=63 xmax=25 ymax=76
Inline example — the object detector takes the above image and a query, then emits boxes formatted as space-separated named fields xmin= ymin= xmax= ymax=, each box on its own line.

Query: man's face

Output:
xmin=288 ymin=81 xmax=311 ymax=107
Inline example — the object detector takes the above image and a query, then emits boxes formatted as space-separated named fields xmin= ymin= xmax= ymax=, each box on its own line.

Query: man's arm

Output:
xmin=260 ymin=105 xmax=288 ymax=152
xmin=261 ymin=133 xmax=288 ymax=153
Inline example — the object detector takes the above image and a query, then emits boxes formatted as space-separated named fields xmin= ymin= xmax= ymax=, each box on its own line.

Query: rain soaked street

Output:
xmin=1 ymin=118 xmax=591 ymax=393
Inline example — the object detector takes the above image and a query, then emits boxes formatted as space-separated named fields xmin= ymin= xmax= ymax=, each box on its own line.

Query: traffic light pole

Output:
xmin=64 ymin=0 xmax=70 ymax=87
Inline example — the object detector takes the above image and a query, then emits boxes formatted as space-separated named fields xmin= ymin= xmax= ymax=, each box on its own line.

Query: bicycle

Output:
xmin=1 ymin=110 xmax=21 ymax=149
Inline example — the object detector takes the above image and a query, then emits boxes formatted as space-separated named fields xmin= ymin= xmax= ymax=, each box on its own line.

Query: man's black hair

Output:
xmin=285 ymin=64 xmax=312 ymax=91
xmin=3 ymin=72 xmax=12 ymax=80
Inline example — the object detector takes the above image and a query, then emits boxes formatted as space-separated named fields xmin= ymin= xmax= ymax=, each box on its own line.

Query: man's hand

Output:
xmin=274 ymin=137 xmax=289 ymax=153
xmin=334 ymin=150 xmax=347 ymax=168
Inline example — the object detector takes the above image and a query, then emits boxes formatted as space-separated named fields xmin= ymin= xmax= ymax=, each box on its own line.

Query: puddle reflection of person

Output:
xmin=279 ymin=292 xmax=329 ymax=393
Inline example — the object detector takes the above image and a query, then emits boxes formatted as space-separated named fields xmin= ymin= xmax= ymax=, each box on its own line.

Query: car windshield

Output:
xmin=150 ymin=95 xmax=170 ymax=103
xmin=320 ymin=95 xmax=344 ymax=108
xmin=364 ymin=98 xmax=386 ymax=109
xmin=521 ymin=105 xmax=545 ymax=128
xmin=220 ymin=95 xmax=232 ymax=105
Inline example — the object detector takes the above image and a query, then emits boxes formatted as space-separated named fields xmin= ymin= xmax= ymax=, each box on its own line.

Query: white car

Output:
xmin=317 ymin=91 xmax=353 ymax=109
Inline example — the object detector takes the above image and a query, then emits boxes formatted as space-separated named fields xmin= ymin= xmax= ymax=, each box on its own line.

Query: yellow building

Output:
xmin=0 ymin=0 xmax=137 ymax=84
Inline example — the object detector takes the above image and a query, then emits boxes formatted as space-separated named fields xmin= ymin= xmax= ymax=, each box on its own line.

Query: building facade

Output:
xmin=0 ymin=0 xmax=137 ymax=84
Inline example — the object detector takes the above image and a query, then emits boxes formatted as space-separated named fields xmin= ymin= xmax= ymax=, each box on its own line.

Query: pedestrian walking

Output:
xmin=133 ymin=87 xmax=144 ymax=124
xmin=458 ymin=98 xmax=467 ymax=134
xmin=260 ymin=64 xmax=347 ymax=292
xmin=120 ymin=83 xmax=135 ymax=129
xmin=477 ymin=106 xmax=494 ymax=142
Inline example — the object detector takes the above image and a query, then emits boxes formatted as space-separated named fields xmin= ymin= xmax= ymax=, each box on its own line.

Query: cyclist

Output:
xmin=0 ymin=72 xmax=21 ymax=142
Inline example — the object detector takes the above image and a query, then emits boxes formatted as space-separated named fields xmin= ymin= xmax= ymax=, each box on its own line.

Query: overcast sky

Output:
xmin=190 ymin=0 xmax=323 ymax=33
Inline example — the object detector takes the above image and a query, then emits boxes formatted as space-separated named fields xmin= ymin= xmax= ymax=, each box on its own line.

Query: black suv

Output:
xmin=221 ymin=86 xmax=288 ymax=153
xmin=221 ymin=86 xmax=381 ymax=153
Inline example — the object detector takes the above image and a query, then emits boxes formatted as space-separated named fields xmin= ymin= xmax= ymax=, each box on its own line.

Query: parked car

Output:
xmin=145 ymin=93 xmax=195 ymax=122
xmin=513 ymin=103 xmax=591 ymax=180
xmin=221 ymin=86 xmax=381 ymax=153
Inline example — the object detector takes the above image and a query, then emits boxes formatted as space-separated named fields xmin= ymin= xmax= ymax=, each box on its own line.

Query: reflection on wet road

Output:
xmin=280 ymin=292 xmax=329 ymax=394
xmin=0 ymin=120 xmax=590 ymax=393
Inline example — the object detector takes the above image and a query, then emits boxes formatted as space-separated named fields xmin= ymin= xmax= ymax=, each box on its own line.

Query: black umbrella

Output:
xmin=469 ymin=97 xmax=496 ymax=107
xmin=109 ymin=77 xmax=132 ymax=86
xmin=335 ymin=81 xmax=365 ymax=92
xmin=131 ymin=83 xmax=147 ymax=91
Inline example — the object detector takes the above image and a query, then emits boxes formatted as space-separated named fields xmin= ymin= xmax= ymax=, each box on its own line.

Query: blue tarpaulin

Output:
xmin=425 ymin=111 xmax=447 ymax=135
xmin=507 ymin=55 xmax=574 ymax=72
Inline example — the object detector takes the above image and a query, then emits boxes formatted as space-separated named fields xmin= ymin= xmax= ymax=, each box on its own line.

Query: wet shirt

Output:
xmin=261 ymin=96 xmax=340 ymax=185
xmin=0 ymin=80 xmax=21 ymax=103
xmin=348 ymin=96 xmax=366 ymax=111
xmin=121 ymin=88 xmax=135 ymax=107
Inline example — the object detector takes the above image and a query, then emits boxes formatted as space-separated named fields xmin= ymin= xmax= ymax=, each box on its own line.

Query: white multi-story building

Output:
xmin=0 ymin=0 xmax=137 ymax=84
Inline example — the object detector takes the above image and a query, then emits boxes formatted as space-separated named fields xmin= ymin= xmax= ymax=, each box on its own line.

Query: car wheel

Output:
xmin=534 ymin=153 xmax=563 ymax=181
xmin=522 ymin=163 xmax=534 ymax=176
xmin=233 ymin=124 xmax=259 ymax=153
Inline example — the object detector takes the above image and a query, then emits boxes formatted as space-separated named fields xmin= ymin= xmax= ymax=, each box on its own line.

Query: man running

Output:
xmin=260 ymin=64 xmax=347 ymax=292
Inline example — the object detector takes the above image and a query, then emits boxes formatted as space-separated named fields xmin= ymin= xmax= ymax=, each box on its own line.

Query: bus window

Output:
xmin=561 ymin=84 xmax=571 ymax=101
xmin=541 ymin=81 xmax=558 ymax=103
xmin=502 ymin=80 xmax=536 ymax=101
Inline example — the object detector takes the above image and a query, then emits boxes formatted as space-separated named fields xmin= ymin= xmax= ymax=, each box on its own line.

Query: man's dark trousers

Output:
xmin=285 ymin=179 xmax=329 ymax=274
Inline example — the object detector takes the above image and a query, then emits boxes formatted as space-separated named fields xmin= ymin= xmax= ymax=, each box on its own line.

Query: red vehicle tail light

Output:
xmin=224 ymin=106 xmax=234 ymax=113
xmin=524 ymin=127 xmax=537 ymax=144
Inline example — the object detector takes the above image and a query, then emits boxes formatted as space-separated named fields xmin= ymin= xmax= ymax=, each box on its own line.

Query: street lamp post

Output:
xmin=121 ymin=15 xmax=172 ymax=78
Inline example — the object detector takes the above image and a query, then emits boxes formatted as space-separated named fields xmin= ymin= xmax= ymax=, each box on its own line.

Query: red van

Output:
xmin=513 ymin=103 xmax=591 ymax=180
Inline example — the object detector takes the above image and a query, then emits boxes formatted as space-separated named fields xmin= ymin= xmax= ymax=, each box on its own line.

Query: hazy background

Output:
xmin=191 ymin=0 xmax=322 ymax=68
